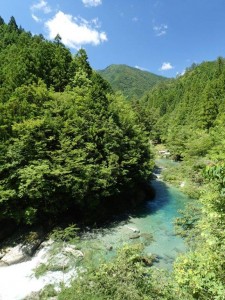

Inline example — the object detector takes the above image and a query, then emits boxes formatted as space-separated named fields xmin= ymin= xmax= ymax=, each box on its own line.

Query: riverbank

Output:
xmin=154 ymin=144 xmax=205 ymax=200
xmin=55 ymin=162 xmax=195 ymax=300
xmin=0 ymin=158 xmax=194 ymax=299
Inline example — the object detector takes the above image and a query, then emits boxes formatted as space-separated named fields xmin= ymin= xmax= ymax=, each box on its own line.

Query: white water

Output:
xmin=0 ymin=245 xmax=77 ymax=300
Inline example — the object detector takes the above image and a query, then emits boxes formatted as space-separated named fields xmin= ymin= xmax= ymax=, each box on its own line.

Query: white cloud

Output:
xmin=91 ymin=18 xmax=101 ymax=28
xmin=160 ymin=62 xmax=174 ymax=71
xmin=135 ymin=65 xmax=148 ymax=71
xmin=31 ymin=14 xmax=42 ymax=22
xmin=31 ymin=0 xmax=52 ymax=14
xmin=82 ymin=0 xmax=102 ymax=7
xmin=153 ymin=24 xmax=168 ymax=36
xmin=45 ymin=11 xmax=107 ymax=49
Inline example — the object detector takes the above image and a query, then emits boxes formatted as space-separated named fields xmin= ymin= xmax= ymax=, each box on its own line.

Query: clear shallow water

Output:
xmin=80 ymin=174 xmax=192 ymax=269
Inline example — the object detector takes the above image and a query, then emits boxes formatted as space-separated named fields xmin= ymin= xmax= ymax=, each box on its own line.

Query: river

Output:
xmin=79 ymin=159 xmax=190 ymax=269
xmin=0 ymin=159 xmax=192 ymax=299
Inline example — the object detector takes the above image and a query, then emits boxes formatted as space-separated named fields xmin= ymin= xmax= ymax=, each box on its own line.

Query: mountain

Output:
xmin=137 ymin=57 xmax=225 ymax=159
xmin=98 ymin=64 xmax=167 ymax=99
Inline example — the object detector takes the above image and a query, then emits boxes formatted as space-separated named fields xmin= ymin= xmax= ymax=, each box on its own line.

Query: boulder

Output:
xmin=63 ymin=246 xmax=84 ymax=258
xmin=1 ymin=244 xmax=29 ymax=265
xmin=1 ymin=236 xmax=44 ymax=265
xmin=22 ymin=238 xmax=43 ymax=256
xmin=0 ymin=261 xmax=7 ymax=267
xmin=0 ymin=249 xmax=6 ymax=260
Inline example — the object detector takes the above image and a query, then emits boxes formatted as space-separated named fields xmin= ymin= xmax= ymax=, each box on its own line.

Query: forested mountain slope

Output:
xmin=98 ymin=64 xmax=167 ymax=99
xmin=137 ymin=58 xmax=225 ymax=160
xmin=0 ymin=17 xmax=153 ymax=227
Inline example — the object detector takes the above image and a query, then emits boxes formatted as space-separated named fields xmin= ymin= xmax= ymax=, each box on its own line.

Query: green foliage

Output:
xmin=136 ymin=57 xmax=225 ymax=299
xmin=0 ymin=89 xmax=152 ymax=224
xmin=98 ymin=64 xmax=167 ymax=100
xmin=39 ymin=284 xmax=58 ymax=299
xmin=137 ymin=58 xmax=225 ymax=149
xmin=5 ymin=15 xmax=225 ymax=300
xmin=34 ymin=263 xmax=50 ymax=279
xmin=174 ymin=165 xmax=225 ymax=299
xmin=160 ymin=158 xmax=203 ymax=199
xmin=51 ymin=224 xmax=79 ymax=243
xmin=174 ymin=203 xmax=202 ymax=248
xmin=0 ymin=20 xmax=73 ymax=100
xmin=0 ymin=18 xmax=153 ymax=225
xmin=58 ymin=244 xmax=183 ymax=300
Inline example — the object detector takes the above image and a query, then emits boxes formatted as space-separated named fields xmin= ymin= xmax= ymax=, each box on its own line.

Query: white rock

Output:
xmin=1 ymin=244 xmax=29 ymax=265
xmin=63 ymin=246 xmax=84 ymax=258
xmin=125 ymin=226 xmax=140 ymax=233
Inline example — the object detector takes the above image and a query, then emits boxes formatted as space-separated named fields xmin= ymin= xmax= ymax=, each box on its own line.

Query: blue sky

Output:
xmin=0 ymin=0 xmax=225 ymax=77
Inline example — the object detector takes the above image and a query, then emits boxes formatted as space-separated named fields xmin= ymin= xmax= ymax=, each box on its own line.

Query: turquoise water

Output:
xmin=80 ymin=162 xmax=192 ymax=269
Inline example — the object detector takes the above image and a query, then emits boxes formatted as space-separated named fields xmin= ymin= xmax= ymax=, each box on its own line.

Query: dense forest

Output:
xmin=98 ymin=64 xmax=167 ymax=99
xmin=136 ymin=59 xmax=225 ymax=155
xmin=0 ymin=17 xmax=153 ymax=227
xmin=0 ymin=16 xmax=224 ymax=300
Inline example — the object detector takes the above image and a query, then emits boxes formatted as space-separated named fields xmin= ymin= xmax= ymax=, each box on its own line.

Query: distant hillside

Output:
xmin=98 ymin=64 xmax=167 ymax=99
xmin=137 ymin=58 xmax=225 ymax=154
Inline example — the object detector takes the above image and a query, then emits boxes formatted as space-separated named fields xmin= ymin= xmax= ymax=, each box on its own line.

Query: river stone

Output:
xmin=106 ymin=245 xmax=113 ymax=251
xmin=22 ymin=238 xmax=43 ymax=256
xmin=129 ymin=233 xmax=141 ymax=239
xmin=140 ymin=232 xmax=154 ymax=245
xmin=1 ymin=244 xmax=29 ymax=265
xmin=50 ymin=253 xmax=70 ymax=270
xmin=40 ymin=238 xmax=54 ymax=247
xmin=1 ymin=237 xmax=44 ymax=265
xmin=63 ymin=246 xmax=84 ymax=259
xmin=0 ymin=261 xmax=7 ymax=267
xmin=49 ymin=247 xmax=84 ymax=272
xmin=0 ymin=249 xmax=6 ymax=259
xmin=126 ymin=226 xmax=140 ymax=233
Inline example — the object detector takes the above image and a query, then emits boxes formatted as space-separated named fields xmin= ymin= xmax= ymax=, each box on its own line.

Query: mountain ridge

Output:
xmin=97 ymin=64 xmax=167 ymax=99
